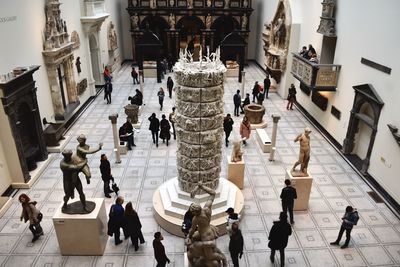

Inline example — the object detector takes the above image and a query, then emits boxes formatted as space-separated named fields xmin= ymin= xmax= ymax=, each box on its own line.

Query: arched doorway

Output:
xmin=343 ymin=84 xmax=384 ymax=174
xmin=211 ymin=15 xmax=239 ymax=47
xmin=140 ymin=15 xmax=169 ymax=57
xmin=176 ymin=15 xmax=204 ymax=60
xmin=89 ymin=34 xmax=101 ymax=86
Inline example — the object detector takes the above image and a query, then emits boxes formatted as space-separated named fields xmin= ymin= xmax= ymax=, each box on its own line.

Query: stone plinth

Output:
xmin=285 ymin=170 xmax=313 ymax=211
xmin=256 ymin=129 xmax=272 ymax=153
xmin=227 ymin=156 xmax=245 ymax=189
xmin=53 ymin=198 xmax=108 ymax=255
xmin=153 ymin=177 xmax=244 ymax=237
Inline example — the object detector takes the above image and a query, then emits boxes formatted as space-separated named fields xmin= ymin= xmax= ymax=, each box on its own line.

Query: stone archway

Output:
xmin=343 ymin=84 xmax=384 ymax=174
xmin=89 ymin=34 xmax=102 ymax=85
xmin=211 ymin=15 xmax=240 ymax=47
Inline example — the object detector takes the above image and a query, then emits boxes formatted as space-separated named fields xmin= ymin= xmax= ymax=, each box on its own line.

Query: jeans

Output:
xmin=270 ymin=248 xmax=285 ymax=267
xmin=152 ymin=131 xmax=159 ymax=145
xmin=335 ymin=225 xmax=352 ymax=246
xmin=282 ymin=203 xmax=294 ymax=223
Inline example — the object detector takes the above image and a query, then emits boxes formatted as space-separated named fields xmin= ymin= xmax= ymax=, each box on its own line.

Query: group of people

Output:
xmin=148 ymin=108 xmax=176 ymax=147
xmin=107 ymin=196 xmax=145 ymax=250
xmin=299 ymin=44 xmax=318 ymax=63
xmin=223 ymin=113 xmax=251 ymax=147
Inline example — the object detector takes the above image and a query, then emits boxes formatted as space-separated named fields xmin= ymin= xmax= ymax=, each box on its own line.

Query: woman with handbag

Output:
xmin=19 ymin=194 xmax=43 ymax=242
xmin=239 ymin=116 xmax=251 ymax=146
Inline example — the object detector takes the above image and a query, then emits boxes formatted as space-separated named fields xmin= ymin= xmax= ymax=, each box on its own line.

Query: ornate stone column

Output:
xmin=174 ymin=60 xmax=226 ymax=192
xmin=108 ymin=114 xmax=121 ymax=164
xmin=269 ymin=114 xmax=281 ymax=161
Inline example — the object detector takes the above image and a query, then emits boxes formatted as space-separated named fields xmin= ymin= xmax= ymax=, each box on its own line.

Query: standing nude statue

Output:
xmin=73 ymin=134 xmax=102 ymax=184
xmin=187 ymin=181 xmax=227 ymax=267
xmin=291 ymin=128 xmax=311 ymax=175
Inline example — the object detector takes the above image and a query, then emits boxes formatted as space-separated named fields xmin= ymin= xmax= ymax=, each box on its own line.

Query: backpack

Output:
xmin=352 ymin=211 xmax=359 ymax=225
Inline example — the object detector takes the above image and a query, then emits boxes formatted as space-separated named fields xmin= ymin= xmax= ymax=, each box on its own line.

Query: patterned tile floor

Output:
xmin=1 ymin=63 xmax=400 ymax=267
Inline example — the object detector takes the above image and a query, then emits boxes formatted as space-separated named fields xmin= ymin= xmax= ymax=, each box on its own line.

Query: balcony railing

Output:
xmin=291 ymin=53 xmax=341 ymax=91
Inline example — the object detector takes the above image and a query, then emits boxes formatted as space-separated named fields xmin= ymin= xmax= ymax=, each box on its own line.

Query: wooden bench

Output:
xmin=256 ymin=128 xmax=272 ymax=153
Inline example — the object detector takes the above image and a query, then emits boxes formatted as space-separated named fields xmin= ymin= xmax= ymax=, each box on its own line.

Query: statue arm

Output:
xmin=187 ymin=217 xmax=197 ymax=239
xmin=77 ymin=143 xmax=103 ymax=155
xmin=294 ymin=134 xmax=302 ymax=143
xmin=198 ymin=183 xmax=216 ymax=210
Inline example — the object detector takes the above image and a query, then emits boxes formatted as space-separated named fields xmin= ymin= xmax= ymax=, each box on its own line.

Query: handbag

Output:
xmin=37 ymin=212 xmax=43 ymax=222
xmin=112 ymin=182 xmax=120 ymax=196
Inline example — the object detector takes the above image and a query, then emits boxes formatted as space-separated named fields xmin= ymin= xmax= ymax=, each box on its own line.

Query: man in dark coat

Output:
xmin=223 ymin=114 xmax=234 ymax=147
xmin=280 ymin=179 xmax=297 ymax=224
xmin=108 ymin=196 xmax=125 ymax=245
xmin=153 ymin=232 xmax=170 ymax=267
xmin=99 ymin=154 xmax=113 ymax=198
xmin=148 ymin=113 xmax=160 ymax=147
xmin=131 ymin=66 xmax=139 ymax=84
xmin=268 ymin=212 xmax=292 ymax=267
xmin=252 ymin=82 xmax=260 ymax=102
xmin=167 ymin=77 xmax=174 ymax=98
xmin=128 ymin=89 xmax=143 ymax=106
xmin=104 ymin=80 xmax=112 ymax=104
xmin=229 ymin=222 xmax=244 ymax=267
xmin=242 ymin=93 xmax=250 ymax=112
xmin=233 ymin=90 xmax=242 ymax=117
xmin=264 ymin=75 xmax=271 ymax=99
xmin=330 ymin=206 xmax=359 ymax=249
xmin=159 ymin=114 xmax=171 ymax=146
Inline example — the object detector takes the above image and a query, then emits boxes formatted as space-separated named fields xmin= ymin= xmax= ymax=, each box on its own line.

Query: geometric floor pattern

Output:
xmin=1 ymin=63 xmax=400 ymax=266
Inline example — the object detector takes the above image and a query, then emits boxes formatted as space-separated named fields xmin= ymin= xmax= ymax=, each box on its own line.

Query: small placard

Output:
xmin=141 ymin=0 xmax=150 ymax=7
xmin=311 ymin=91 xmax=328 ymax=111
xmin=178 ymin=0 xmax=187 ymax=7
xmin=194 ymin=0 xmax=204 ymax=7
xmin=157 ymin=0 xmax=167 ymax=6
xmin=331 ymin=105 xmax=341 ymax=120
xmin=214 ymin=0 xmax=223 ymax=7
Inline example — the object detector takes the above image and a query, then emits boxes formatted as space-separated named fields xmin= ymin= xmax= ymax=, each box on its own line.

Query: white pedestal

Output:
xmin=285 ymin=170 xmax=313 ymax=211
xmin=256 ymin=128 xmax=272 ymax=153
xmin=53 ymin=198 xmax=108 ymax=255
xmin=227 ymin=156 xmax=245 ymax=189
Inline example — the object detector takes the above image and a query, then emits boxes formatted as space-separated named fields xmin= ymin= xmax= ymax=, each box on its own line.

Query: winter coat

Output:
xmin=229 ymin=229 xmax=244 ymax=254
xmin=268 ymin=220 xmax=292 ymax=249
xmin=100 ymin=159 xmax=111 ymax=181
xmin=148 ymin=117 xmax=160 ymax=132
xmin=124 ymin=213 xmax=142 ymax=237
xmin=167 ymin=79 xmax=174 ymax=90
xmin=159 ymin=118 xmax=171 ymax=140
xmin=342 ymin=210 xmax=359 ymax=230
xmin=108 ymin=204 xmax=124 ymax=235
xmin=240 ymin=121 xmax=251 ymax=139
xmin=223 ymin=117 xmax=234 ymax=133
xmin=280 ymin=186 xmax=297 ymax=206
xmin=21 ymin=202 xmax=40 ymax=225
xmin=233 ymin=93 xmax=242 ymax=106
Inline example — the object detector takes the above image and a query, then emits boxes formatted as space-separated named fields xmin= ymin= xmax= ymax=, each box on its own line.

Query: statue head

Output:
xmin=304 ymin=127 xmax=312 ymax=136
xmin=190 ymin=203 xmax=202 ymax=216
xmin=62 ymin=149 xmax=73 ymax=160
xmin=77 ymin=134 xmax=86 ymax=144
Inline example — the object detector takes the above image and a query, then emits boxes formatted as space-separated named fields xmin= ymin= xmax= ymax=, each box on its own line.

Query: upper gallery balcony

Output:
xmin=127 ymin=0 xmax=252 ymax=10
xmin=291 ymin=53 xmax=341 ymax=91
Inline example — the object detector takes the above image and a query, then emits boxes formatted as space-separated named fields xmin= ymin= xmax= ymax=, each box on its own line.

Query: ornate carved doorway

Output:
xmin=343 ymin=84 xmax=384 ymax=174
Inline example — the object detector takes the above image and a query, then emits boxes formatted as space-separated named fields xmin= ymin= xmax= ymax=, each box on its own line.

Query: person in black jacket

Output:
xmin=159 ymin=114 xmax=171 ymax=146
xmin=104 ymin=80 xmax=112 ymax=104
xmin=124 ymin=201 xmax=145 ymax=251
xmin=252 ymin=82 xmax=260 ymax=102
xmin=223 ymin=114 xmax=234 ymax=147
xmin=242 ymin=93 xmax=250 ymax=113
xmin=181 ymin=204 xmax=194 ymax=237
xmin=287 ymin=84 xmax=297 ymax=110
xmin=128 ymin=89 xmax=143 ymax=106
xmin=153 ymin=232 xmax=170 ymax=267
xmin=233 ymin=90 xmax=242 ymax=116
xmin=280 ymin=179 xmax=297 ymax=224
xmin=108 ymin=196 xmax=125 ymax=245
xmin=119 ymin=119 xmax=135 ymax=150
xmin=148 ymin=113 xmax=160 ymax=147
xmin=167 ymin=76 xmax=174 ymax=98
xmin=229 ymin=222 xmax=244 ymax=267
xmin=99 ymin=154 xmax=113 ymax=198
xmin=263 ymin=74 xmax=271 ymax=99
xmin=268 ymin=212 xmax=292 ymax=267
xmin=330 ymin=206 xmax=359 ymax=249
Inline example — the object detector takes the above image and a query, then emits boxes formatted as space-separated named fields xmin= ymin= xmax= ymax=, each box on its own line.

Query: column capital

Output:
xmin=271 ymin=114 xmax=281 ymax=123
xmin=108 ymin=113 xmax=118 ymax=124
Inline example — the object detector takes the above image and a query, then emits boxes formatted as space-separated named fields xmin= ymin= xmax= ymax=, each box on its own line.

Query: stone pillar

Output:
xmin=269 ymin=114 xmax=281 ymax=161
xmin=47 ymin=65 xmax=65 ymax=117
xmin=240 ymin=71 xmax=245 ymax=99
xmin=64 ymin=56 xmax=78 ymax=103
xmin=108 ymin=114 xmax=121 ymax=164
xmin=139 ymin=70 xmax=144 ymax=96
xmin=174 ymin=60 xmax=226 ymax=192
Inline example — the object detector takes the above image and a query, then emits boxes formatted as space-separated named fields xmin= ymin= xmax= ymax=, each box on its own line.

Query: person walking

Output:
xmin=233 ymin=90 xmax=242 ymax=116
xmin=226 ymin=207 xmax=240 ymax=236
xmin=167 ymin=77 xmax=174 ymax=98
xmin=240 ymin=116 xmax=251 ymax=146
xmin=330 ymin=206 xmax=359 ymax=249
xmin=252 ymin=81 xmax=260 ymax=102
xmin=157 ymin=88 xmax=165 ymax=111
xmin=131 ymin=66 xmax=140 ymax=84
xmin=153 ymin=232 xmax=170 ymax=267
xmin=159 ymin=114 xmax=171 ymax=146
xmin=268 ymin=212 xmax=292 ymax=267
xmin=229 ymin=222 xmax=244 ymax=267
xmin=287 ymin=84 xmax=297 ymax=110
xmin=19 ymin=194 xmax=43 ymax=243
xmin=100 ymin=154 xmax=113 ymax=198
xmin=124 ymin=201 xmax=145 ymax=251
xmin=169 ymin=107 xmax=176 ymax=140
xmin=104 ymin=80 xmax=112 ymax=104
xmin=148 ymin=113 xmax=160 ymax=147
xmin=108 ymin=196 xmax=125 ymax=245
xmin=264 ymin=74 xmax=271 ymax=99
xmin=280 ymin=179 xmax=297 ymax=224
xmin=223 ymin=114 xmax=234 ymax=147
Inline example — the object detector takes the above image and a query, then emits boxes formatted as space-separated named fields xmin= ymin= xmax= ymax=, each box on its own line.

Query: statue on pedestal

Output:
xmin=291 ymin=128 xmax=311 ymax=175
xmin=187 ymin=182 xmax=227 ymax=267
xmin=231 ymin=141 xmax=243 ymax=162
